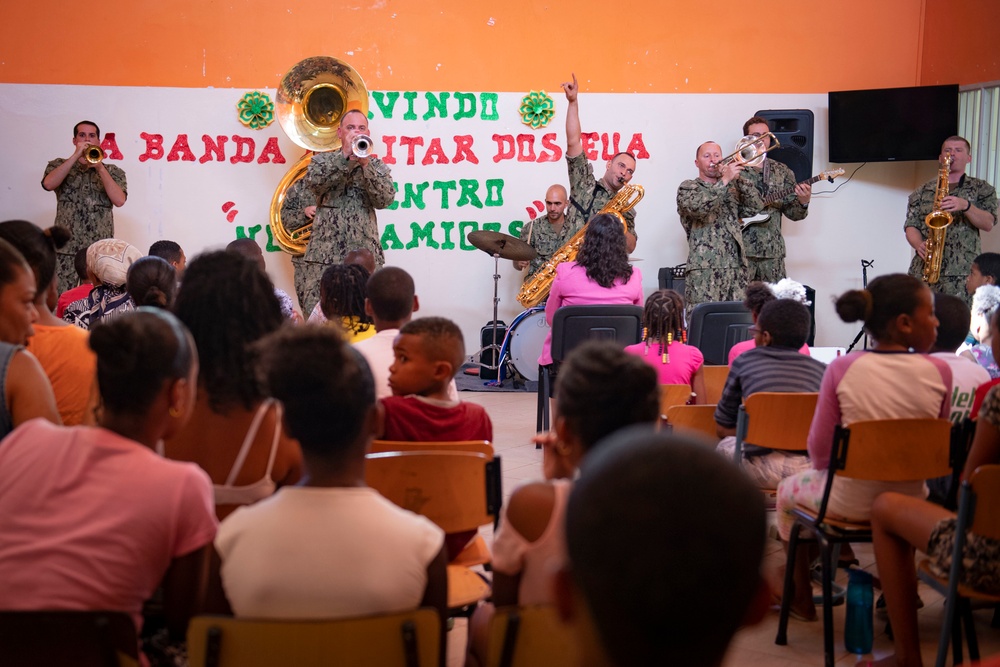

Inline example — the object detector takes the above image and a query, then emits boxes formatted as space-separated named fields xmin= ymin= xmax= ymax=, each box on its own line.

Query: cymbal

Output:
xmin=467 ymin=230 xmax=537 ymax=261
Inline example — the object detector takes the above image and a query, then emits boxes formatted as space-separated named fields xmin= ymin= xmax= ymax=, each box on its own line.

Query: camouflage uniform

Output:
xmin=741 ymin=159 xmax=808 ymax=283
xmin=42 ymin=159 xmax=127 ymax=293
xmin=905 ymin=174 xmax=998 ymax=305
xmin=566 ymin=153 xmax=637 ymax=238
xmin=280 ymin=178 xmax=318 ymax=310
xmin=299 ymin=151 xmax=395 ymax=314
xmin=677 ymin=176 xmax=762 ymax=307
xmin=517 ymin=217 xmax=583 ymax=281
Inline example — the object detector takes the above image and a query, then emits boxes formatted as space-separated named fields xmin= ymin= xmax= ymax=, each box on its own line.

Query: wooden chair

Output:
xmin=734 ymin=392 xmax=819 ymax=501
xmin=366 ymin=450 xmax=501 ymax=611
xmin=918 ymin=464 xmax=1000 ymax=667
xmin=701 ymin=365 xmax=730 ymax=404
xmin=775 ymin=418 xmax=957 ymax=667
xmin=187 ymin=608 xmax=440 ymax=667
xmin=0 ymin=610 xmax=138 ymax=667
xmin=484 ymin=605 xmax=577 ymax=667
xmin=664 ymin=404 xmax=719 ymax=442
xmin=659 ymin=383 xmax=693 ymax=419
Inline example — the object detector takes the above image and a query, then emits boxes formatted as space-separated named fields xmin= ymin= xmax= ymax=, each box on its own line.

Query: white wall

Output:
xmin=2 ymin=84 xmax=994 ymax=358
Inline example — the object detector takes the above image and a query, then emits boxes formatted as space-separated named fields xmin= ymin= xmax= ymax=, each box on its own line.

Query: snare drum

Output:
xmin=498 ymin=307 xmax=549 ymax=382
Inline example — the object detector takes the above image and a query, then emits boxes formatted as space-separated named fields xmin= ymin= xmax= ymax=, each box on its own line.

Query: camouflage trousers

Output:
xmin=747 ymin=257 xmax=786 ymax=284
xmin=928 ymin=274 xmax=971 ymax=307
xmin=56 ymin=250 xmax=86 ymax=295
xmin=292 ymin=257 xmax=327 ymax=316
xmin=685 ymin=267 xmax=748 ymax=308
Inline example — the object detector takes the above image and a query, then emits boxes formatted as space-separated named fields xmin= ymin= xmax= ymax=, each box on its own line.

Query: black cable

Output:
xmin=811 ymin=162 xmax=867 ymax=197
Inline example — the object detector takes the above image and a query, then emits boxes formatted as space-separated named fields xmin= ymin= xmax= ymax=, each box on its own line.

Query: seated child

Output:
xmin=554 ymin=427 xmax=769 ymax=667
xmin=960 ymin=284 xmax=1000 ymax=378
xmin=728 ymin=279 xmax=811 ymax=365
xmin=55 ymin=247 xmax=93 ymax=317
xmin=215 ymin=326 xmax=447 ymax=639
xmin=624 ymin=289 xmax=706 ymax=402
xmin=314 ymin=263 xmax=375 ymax=343
xmin=715 ymin=299 xmax=827 ymax=488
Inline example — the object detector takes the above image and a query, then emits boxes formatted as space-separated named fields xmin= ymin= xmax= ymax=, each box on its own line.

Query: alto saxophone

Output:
xmin=516 ymin=183 xmax=644 ymax=308
xmin=922 ymin=153 xmax=953 ymax=285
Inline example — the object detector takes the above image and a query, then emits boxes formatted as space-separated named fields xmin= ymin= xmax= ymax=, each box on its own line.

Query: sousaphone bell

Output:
xmin=269 ymin=56 xmax=369 ymax=256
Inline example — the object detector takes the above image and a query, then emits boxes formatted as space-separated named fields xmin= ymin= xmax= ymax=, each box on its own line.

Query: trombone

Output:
xmin=713 ymin=132 xmax=780 ymax=171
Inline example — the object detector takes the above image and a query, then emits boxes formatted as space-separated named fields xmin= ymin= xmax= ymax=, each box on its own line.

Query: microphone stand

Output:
xmin=846 ymin=259 xmax=874 ymax=353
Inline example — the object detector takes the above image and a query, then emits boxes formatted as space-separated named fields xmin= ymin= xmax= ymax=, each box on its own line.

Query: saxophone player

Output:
xmin=905 ymin=136 xmax=998 ymax=304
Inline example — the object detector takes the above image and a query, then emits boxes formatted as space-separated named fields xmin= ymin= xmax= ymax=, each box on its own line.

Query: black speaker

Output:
xmin=479 ymin=320 xmax=507 ymax=380
xmin=657 ymin=265 xmax=686 ymax=295
xmin=755 ymin=109 xmax=814 ymax=182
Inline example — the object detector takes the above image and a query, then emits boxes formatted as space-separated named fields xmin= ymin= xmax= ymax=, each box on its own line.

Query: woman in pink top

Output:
xmin=537 ymin=213 xmax=643 ymax=368
xmin=468 ymin=341 xmax=660 ymax=666
xmin=625 ymin=289 xmax=706 ymax=402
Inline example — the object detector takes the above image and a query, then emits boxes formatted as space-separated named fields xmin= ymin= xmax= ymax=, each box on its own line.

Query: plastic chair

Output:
xmin=775 ymin=418 xmax=958 ymax=667
xmin=0 ymin=610 xmax=138 ymax=667
xmin=187 ymin=608 xmax=440 ymax=667
xmin=663 ymin=404 xmax=719 ymax=442
xmin=366 ymin=450 xmax=501 ymax=611
xmin=536 ymin=304 xmax=643 ymax=433
xmin=917 ymin=464 xmax=1000 ymax=667
xmin=485 ymin=605 xmax=577 ymax=667
xmin=686 ymin=301 xmax=753 ymax=365
xmin=734 ymin=392 xmax=819 ymax=501
xmin=701 ymin=365 xmax=730 ymax=405
xmin=659 ymin=383 xmax=693 ymax=418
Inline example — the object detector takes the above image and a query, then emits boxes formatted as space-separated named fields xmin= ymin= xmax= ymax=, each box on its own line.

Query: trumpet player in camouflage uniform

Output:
xmin=739 ymin=117 xmax=811 ymax=283
xmin=42 ymin=121 xmax=127 ymax=294
xmin=300 ymin=110 xmax=396 ymax=314
xmin=904 ymin=136 xmax=998 ymax=305
xmin=677 ymin=141 xmax=763 ymax=307
xmin=513 ymin=184 xmax=581 ymax=280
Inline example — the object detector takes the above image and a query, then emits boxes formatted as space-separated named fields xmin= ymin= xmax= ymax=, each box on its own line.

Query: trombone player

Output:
xmin=42 ymin=120 xmax=127 ymax=293
xmin=299 ymin=109 xmax=396 ymax=315
xmin=677 ymin=141 xmax=762 ymax=307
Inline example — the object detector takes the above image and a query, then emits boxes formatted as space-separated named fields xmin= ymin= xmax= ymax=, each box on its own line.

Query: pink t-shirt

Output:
xmin=728 ymin=338 xmax=810 ymax=365
xmin=538 ymin=262 xmax=643 ymax=366
xmin=0 ymin=419 xmax=218 ymax=632
xmin=624 ymin=340 xmax=704 ymax=385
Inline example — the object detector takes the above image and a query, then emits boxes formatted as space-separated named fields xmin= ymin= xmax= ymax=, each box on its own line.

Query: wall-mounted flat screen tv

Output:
xmin=828 ymin=84 xmax=958 ymax=163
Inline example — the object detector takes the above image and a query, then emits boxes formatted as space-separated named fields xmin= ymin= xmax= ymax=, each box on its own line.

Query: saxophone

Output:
xmin=922 ymin=153 xmax=953 ymax=284
xmin=516 ymin=183 xmax=644 ymax=308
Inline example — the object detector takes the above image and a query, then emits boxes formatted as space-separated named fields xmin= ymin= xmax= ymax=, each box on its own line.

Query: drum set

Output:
xmin=467 ymin=230 xmax=550 ymax=385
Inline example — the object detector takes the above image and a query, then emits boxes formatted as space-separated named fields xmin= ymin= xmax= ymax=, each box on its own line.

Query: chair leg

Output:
xmin=992 ymin=603 xmax=1000 ymax=629
xmin=775 ymin=524 xmax=801 ymax=646
xmin=536 ymin=365 xmax=547 ymax=442
xmin=962 ymin=598 xmax=980 ymax=662
xmin=819 ymin=539 xmax=836 ymax=667
xmin=951 ymin=604 xmax=963 ymax=667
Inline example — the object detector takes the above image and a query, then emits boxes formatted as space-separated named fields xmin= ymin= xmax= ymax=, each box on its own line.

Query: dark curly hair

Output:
xmin=172 ymin=250 xmax=284 ymax=412
xmin=743 ymin=281 xmax=775 ymax=317
xmin=835 ymin=273 xmax=925 ymax=342
xmin=0 ymin=220 xmax=72 ymax=294
xmin=320 ymin=264 xmax=372 ymax=333
xmin=127 ymin=256 xmax=176 ymax=309
xmin=576 ymin=213 xmax=633 ymax=288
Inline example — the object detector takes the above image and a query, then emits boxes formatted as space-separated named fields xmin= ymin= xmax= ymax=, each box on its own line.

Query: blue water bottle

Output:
xmin=844 ymin=568 xmax=874 ymax=654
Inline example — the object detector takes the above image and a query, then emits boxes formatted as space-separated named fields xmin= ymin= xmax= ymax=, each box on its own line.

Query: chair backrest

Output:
xmin=187 ymin=609 xmax=440 ymax=667
xmin=664 ymin=404 xmax=719 ymax=441
xmin=834 ymin=418 xmax=953 ymax=481
xmin=701 ymin=365 xmax=730 ymax=405
xmin=738 ymin=392 xmax=819 ymax=452
xmin=967 ymin=464 xmax=1000 ymax=541
xmin=659 ymin=384 xmax=693 ymax=416
xmin=686 ymin=301 xmax=753 ymax=365
xmin=550 ymin=305 xmax=643 ymax=363
xmin=370 ymin=439 xmax=494 ymax=459
xmin=365 ymin=451 xmax=501 ymax=533
xmin=0 ymin=610 xmax=138 ymax=667
xmin=485 ymin=605 xmax=577 ymax=667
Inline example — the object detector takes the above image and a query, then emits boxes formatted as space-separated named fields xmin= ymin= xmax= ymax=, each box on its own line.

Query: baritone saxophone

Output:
xmin=516 ymin=184 xmax=644 ymax=308
xmin=922 ymin=153 xmax=953 ymax=284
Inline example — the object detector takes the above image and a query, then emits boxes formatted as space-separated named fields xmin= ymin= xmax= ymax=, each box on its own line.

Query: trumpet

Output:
xmin=713 ymin=132 xmax=780 ymax=172
xmin=84 ymin=145 xmax=105 ymax=164
xmin=351 ymin=134 xmax=373 ymax=158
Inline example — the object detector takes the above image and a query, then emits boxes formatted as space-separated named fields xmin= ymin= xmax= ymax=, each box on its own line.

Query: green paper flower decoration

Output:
xmin=237 ymin=91 xmax=275 ymax=130
xmin=519 ymin=90 xmax=555 ymax=129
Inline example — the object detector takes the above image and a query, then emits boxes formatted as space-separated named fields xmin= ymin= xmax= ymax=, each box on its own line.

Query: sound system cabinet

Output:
xmin=479 ymin=320 xmax=507 ymax=380
xmin=755 ymin=109 xmax=815 ymax=182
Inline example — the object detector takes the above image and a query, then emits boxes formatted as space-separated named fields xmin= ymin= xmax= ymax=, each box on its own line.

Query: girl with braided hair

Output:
xmin=624 ymin=289 xmax=706 ymax=402
xmin=316 ymin=263 xmax=375 ymax=343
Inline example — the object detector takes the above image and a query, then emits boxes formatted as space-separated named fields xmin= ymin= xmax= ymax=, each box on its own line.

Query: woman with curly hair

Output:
xmin=960 ymin=284 xmax=1000 ymax=378
xmin=537 ymin=213 xmax=643 ymax=370
xmin=161 ymin=251 xmax=302 ymax=521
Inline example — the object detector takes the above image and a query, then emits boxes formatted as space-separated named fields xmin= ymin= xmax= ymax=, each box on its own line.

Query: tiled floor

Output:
xmin=454 ymin=388 xmax=1000 ymax=666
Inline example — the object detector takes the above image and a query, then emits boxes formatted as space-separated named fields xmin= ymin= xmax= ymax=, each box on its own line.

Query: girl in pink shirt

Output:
xmin=625 ymin=289 xmax=706 ymax=402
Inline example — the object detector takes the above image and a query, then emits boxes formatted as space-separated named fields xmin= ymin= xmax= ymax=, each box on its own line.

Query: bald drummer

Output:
xmin=513 ymin=184 xmax=582 ymax=281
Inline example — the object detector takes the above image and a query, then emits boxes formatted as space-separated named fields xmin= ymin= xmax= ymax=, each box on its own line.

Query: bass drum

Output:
xmin=506 ymin=308 xmax=550 ymax=382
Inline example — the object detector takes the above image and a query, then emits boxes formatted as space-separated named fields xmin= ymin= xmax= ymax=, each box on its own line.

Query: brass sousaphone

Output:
xmin=269 ymin=56 xmax=369 ymax=256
